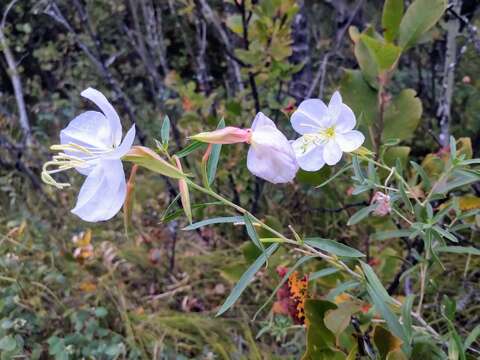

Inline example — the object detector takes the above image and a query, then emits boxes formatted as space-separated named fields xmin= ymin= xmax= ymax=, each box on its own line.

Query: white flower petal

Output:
xmin=247 ymin=146 xmax=298 ymax=184
xmin=251 ymin=112 xmax=276 ymax=131
xmin=291 ymin=99 xmax=328 ymax=134
xmin=323 ymin=140 xmax=343 ymax=165
xmin=335 ymin=104 xmax=356 ymax=133
xmin=335 ymin=130 xmax=365 ymax=152
xmin=81 ymin=88 xmax=122 ymax=146
xmin=291 ymin=137 xmax=325 ymax=171
xmin=71 ymin=159 xmax=126 ymax=222
xmin=328 ymin=91 xmax=343 ymax=120
xmin=60 ymin=111 xmax=111 ymax=149
xmin=248 ymin=123 xmax=298 ymax=184
xmin=60 ymin=111 xmax=113 ymax=175
xmin=106 ymin=124 xmax=136 ymax=159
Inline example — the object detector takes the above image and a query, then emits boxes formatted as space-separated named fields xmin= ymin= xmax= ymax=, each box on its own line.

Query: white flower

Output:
xmin=43 ymin=88 xmax=135 ymax=222
xmin=247 ymin=112 xmax=298 ymax=184
xmin=290 ymin=91 xmax=364 ymax=171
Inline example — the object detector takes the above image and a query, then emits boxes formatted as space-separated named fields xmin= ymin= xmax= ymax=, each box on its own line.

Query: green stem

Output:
xmin=185 ymin=179 xmax=361 ymax=279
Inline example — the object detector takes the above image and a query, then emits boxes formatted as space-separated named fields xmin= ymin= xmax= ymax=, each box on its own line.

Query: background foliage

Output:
xmin=1 ymin=0 xmax=480 ymax=358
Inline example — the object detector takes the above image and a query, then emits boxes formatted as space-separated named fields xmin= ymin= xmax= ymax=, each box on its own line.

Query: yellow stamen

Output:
xmin=324 ymin=126 xmax=335 ymax=139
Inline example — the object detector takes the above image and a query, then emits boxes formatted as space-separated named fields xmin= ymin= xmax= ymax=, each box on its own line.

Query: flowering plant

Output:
xmin=40 ymin=0 xmax=480 ymax=358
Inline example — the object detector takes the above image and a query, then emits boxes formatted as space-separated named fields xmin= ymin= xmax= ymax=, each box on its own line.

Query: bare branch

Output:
xmin=43 ymin=0 xmax=147 ymax=144
xmin=437 ymin=0 xmax=462 ymax=147
xmin=196 ymin=0 xmax=244 ymax=93
xmin=0 ymin=0 xmax=32 ymax=146
xmin=307 ymin=0 xmax=364 ymax=99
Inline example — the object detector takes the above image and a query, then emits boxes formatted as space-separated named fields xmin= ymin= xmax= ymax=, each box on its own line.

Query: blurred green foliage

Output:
xmin=1 ymin=0 xmax=480 ymax=358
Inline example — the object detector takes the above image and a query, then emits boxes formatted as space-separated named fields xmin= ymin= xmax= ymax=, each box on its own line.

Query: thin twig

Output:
xmin=0 ymin=0 xmax=32 ymax=146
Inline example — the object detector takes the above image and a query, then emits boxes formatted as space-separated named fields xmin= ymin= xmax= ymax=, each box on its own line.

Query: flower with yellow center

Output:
xmin=42 ymin=88 xmax=136 ymax=222
xmin=290 ymin=91 xmax=365 ymax=171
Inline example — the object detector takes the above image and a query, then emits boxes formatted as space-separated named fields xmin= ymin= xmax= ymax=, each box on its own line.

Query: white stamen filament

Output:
xmin=41 ymin=143 xmax=113 ymax=189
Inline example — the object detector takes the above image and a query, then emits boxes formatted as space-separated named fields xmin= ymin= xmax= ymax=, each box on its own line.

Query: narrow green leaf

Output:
xmin=183 ymin=216 xmax=244 ymax=230
xmin=442 ymin=169 xmax=479 ymax=194
xmin=464 ymin=324 xmax=480 ymax=351
xmin=352 ymin=155 xmax=364 ymax=180
xmin=461 ymin=159 xmax=480 ymax=166
xmin=366 ymin=283 xmax=409 ymax=348
xmin=244 ymin=214 xmax=265 ymax=253
xmin=347 ymin=204 xmax=378 ymax=226
xmin=361 ymin=261 xmax=394 ymax=304
xmin=399 ymin=182 xmax=414 ymax=213
xmin=207 ymin=118 xmax=225 ymax=185
xmin=436 ymin=246 xmax=480 ymax=256
xmin=410 ymin=161 xmax=431 ymax=189
xmin=175 ymin=141 xmax=206 ymax=158
xmin=316 ymin=163 xmax=352 ymax=188
xmin=309 ymin=267 xmax=340 ymax=281
xmin=162 ymin=201 xmax=222 ymax=223
xmin=305 ymin=238 xmax=365 ymax=258
xmin=450 ymin=136 xmax=457 ymax=161
xmin=161 ymin=115 xmax=170 ymax=148
xmin=216 ymin=244 xmax=278 ymax=316
xmin=327 ymin=281 xmax=360 ymax=301
xmin=402 ymin=294 xmax=415 ymax=341
xmin=160 ymin=194 xmax=180 ymax=221
xmin=432 ymin=225 xmax=458 ymax=243
xmin=382 ymin=0 xmax=404 ymax=42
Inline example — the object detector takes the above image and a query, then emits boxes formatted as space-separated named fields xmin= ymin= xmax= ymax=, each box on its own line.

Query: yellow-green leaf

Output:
xmin=123 ymin=146 xmax=185 ymax=179
xmin=340 ymin=69 xmax=379 ymax=128
xmin=302 ymin=300 xmax=345 ymax=360
xmin=382 ymin=0 xmax=404 ymax=42
xmin=383 ymin=89 xmax=422 ymax=141
xmin=398 ymin=0 xmax=447 ymax=49
xmin=374 ymin=325 xmax=403 ymax=359
xmin=360 ymin=34 xmax=402 ymax=71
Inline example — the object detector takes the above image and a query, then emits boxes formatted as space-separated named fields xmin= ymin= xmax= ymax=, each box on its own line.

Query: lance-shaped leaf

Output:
xmin=207 ymin=118 xmax=225 ymax=185
xmin=160 ymin=115 xmax=170 ymax=149
xmin=216 ymin=244 xmax=278 ymax=316
xmin=244 ymin=214 xmax=265 ymax=253
xmin=175 ymin=140 xmax=206 ymax=158
xmin=183 ymin=216 xmax=244 ymax=231
xmin=305 ymin=238 xmax=365 ymax=258
xmin=174 ymin=156 xmax=192 ymax=224
xmin=123 ymin=146 xmax=185 ymax=179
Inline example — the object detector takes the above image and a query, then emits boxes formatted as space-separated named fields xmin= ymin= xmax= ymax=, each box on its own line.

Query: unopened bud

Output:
xmin=371 ymin=192 xmax=391 ymax=216
xmin=189 ymin=127 xmax=252 ymax=144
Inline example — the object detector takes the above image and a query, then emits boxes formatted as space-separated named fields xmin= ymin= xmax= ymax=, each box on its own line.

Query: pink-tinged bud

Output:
xmin=174 ymin=156 xmax=192 ymax=224
xmin=371 ymin=192 xmax=391 ymax=216
xmin=189 ymin=127 xmax=252 ymax=144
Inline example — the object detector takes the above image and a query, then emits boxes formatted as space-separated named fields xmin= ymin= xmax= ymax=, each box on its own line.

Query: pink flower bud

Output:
xmin=371 ymin=192 xmax=391 ymax=216
xmin=189 ymin=127 xmax=252 ymax=144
